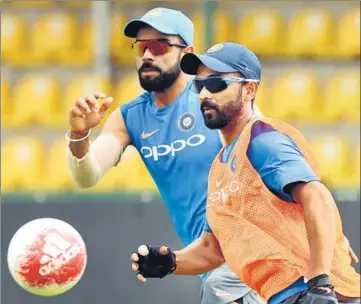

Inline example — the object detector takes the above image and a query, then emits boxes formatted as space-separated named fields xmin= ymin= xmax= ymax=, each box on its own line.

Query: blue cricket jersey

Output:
xmin=120 ymin=80 xmax=223 ymax=249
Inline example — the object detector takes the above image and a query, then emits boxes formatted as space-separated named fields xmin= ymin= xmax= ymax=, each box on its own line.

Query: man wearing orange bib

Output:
xmin=130 ymin=42 xmax=361 ymax=304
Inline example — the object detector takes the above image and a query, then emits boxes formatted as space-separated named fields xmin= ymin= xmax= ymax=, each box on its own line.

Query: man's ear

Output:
xmin=184 ymin=45 xmax=195 ymax=54
xmin=246 ymin=82 xmax=258 ymax=100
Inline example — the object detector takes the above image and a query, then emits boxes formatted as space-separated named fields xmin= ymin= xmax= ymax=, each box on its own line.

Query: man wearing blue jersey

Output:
xmin=67 ymin=8 xmax=260 ymax=304
xmin=66 ymin=7 xmax=357 ymax=304
xmin=66 ymin=7 xmax=262 ymax=304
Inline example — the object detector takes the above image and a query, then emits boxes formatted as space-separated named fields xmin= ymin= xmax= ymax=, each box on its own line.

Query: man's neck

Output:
xmin=153 ymin=74 xmax=190 ymax=108
xmin=221 ymin=108 xmax=255 ymax=146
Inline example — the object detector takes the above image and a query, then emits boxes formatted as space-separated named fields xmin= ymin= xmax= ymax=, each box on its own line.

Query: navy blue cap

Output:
xmin=123 ymin=7 xmax=194 ymax=46
xmin=180 ymin=42 xmax=261 ymax=81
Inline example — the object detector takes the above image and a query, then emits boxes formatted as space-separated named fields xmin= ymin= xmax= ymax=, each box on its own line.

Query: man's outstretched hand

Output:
xmin=131 ymin=245 xmax=177 ymax=283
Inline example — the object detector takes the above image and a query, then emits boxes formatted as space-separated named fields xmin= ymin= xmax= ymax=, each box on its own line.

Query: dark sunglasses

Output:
xmin=131 ymin=38 xmax=187 ymax=57
xmin=192 ymin=76 xmax=259 ymax=94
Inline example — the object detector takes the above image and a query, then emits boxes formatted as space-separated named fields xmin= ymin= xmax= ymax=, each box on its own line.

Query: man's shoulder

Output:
xmin=249 ymin=119 xmax=297 ymax=148
xmin=246 ymin=121 xmax=304 ymax=175
xmin=247 ymin=121 xmax=301 ymax=165
xmin=251 ymin=130 xmax=291 ymax=149
xmin=120 ymin=91 xmax=151 ymax=112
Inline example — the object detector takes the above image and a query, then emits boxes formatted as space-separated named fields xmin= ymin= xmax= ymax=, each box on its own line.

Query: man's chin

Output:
xmin=204 ymin=120 xmax=222 ymax=130
xmin=202 ymin=114 xmax=219 ymax=130
xmin=139 ymin=80 xmax=161 ymax=92
xmin=203 ymin=116 xmax=229 ymax=130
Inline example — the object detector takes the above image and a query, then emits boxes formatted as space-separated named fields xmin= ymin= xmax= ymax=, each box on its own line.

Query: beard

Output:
xmin=138 ymin=60 xmax=181 ymax=92
xmin=200 ymin=100 xmax=230 ymax=129
xmin=200 ymin=89 xmax=243 ymax=130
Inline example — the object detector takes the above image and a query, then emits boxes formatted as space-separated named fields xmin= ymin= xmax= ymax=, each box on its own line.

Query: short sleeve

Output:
xmin=247 ymin=130 xmax=320 ymax=202
xmin=203 ymin=219 xmax=213 ymax=233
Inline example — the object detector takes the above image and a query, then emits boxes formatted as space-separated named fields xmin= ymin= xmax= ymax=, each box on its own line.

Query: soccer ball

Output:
xmin=7 ymin=218 xmax=87 ymax=296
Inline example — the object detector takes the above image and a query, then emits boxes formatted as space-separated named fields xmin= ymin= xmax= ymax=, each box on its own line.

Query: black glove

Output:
xmin=137 ymin=245 xmax=177 ymax=279
xmin=304 ymin=274 xmax=338 ymax=303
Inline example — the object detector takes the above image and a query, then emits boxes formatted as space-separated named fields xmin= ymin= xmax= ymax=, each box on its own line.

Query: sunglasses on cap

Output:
xmin=131 ymin=38 xmax=187 ymax=57
xmin=192 ymin=76 xmax=259 ymax=94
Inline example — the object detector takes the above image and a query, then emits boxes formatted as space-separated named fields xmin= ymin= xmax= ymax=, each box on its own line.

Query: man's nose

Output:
xmin=198 ymin=86 xmax=213 ymax=102
xmin=142 ymin=48 xmax=155 ymax=62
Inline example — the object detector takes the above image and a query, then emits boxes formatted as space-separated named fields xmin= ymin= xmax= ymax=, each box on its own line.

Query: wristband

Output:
xmin=65 ymin=129 xmax=91 ymax=142
xmin=307 ymin=274 xmax=333 ymax=289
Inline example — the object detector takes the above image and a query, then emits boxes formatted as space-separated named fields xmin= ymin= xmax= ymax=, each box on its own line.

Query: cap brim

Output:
xmin=123 ymin=19 xmax=178 ymax=38
xmin=180 ymin=53 xmax=238 ymax=75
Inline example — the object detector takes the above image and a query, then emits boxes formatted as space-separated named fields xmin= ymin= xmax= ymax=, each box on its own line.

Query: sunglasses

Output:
xmin=192 ymin=76 xmax=259 ymax=94
xmin=131 ymin=38 xmax=187 ymax=57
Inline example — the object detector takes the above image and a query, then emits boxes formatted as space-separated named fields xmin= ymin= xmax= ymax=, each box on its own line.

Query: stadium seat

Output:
xmin=348 ymin=144 xmax=360 ymax=187
xmin=1 ymin=78 xmax=13 ymax=128
xmin=191 ymin=12 xmax=206 ymax=53
xmin=114 ymin=73 xmax=144 ymax=106
xmin=1 ymin=137 xmax=45 ymax=191
xmin=60 ymin=18 xmax=94 ymax=67
xmin=310 ymin=135 xmax=350 ymax=188
xmin=286 ymin=9 xmax=333 ymax=57
xmin=57 ymin=75 xmax=112 ymax=128
xmin=336 ymin=8 xmax=360 ymax=58
xmin=117 ymin=146 xmax=157 ymax=191
xmin=255 ymin=78 xmax=275 ymax=117
xmin=12 ymin=75 xmax=60 ymax=127
xmin=237 ymin=10 xmax=283 ymax=57
xmin=191 ymin=10 xmax=233 ymax=51
xmin=110 ymin=13 xmax=136 ymax=67
xmin=11 ymin=0 xmax=56 ymax=7
xmin=270 ymin=71 xmax=320 ymax=122
xmin=212 ymin=10 xmax=233 ymax=44
xmin=1 ymin=14 xmax=26 ymax=66
xmin=323 ymin=70 xmax=360 ymax=123
xmin=31 ymin=13 xmax=78 ymax=65
xmin=63 ymin=0 xmax=90 ymax=8
xmin=44 ymin=139 xmax=76 ymax=191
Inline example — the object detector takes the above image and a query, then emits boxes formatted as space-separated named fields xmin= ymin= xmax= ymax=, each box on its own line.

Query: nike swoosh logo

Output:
xmin=215 ymin=180 xmax=221 ymax=187
xmin=141 ymin=129 xmax=159 ymax=139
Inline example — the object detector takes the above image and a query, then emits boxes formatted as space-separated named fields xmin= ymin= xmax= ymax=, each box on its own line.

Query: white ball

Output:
xmin=7 ymin=218 xmax=87 ymax=297
xmin=138 ymin=245 xmax=149 ymax=256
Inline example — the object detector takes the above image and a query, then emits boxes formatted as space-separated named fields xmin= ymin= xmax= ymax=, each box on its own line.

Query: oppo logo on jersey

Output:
xmin=140 ymin=134 xmax=206 ymax=161
xmin=208 ymin=180 xmax=239 ymax=204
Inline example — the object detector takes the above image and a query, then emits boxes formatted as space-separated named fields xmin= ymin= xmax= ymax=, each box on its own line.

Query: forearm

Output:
xmin=173 ymin=232 xmax=225 ymax=275
xmin=296 ymin=182 xmax=336 ymax=278
xmin=69 ymin=131 xmax=91 ymax=159
xmin=67 ymin=133 xmax=123 ymax=188
xmin=305 ymin=197 xmax=336 ymax=278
